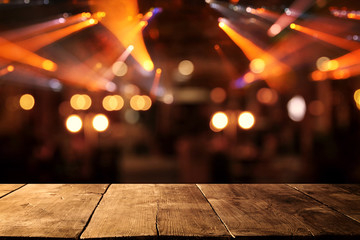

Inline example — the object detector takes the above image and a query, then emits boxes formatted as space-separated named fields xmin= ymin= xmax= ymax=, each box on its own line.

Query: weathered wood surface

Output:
xmin=0 ymin=184 xmax=360 ymax=239
xmin=81 ymin=184 xmax=158 ymax=239
xmin=198 ymin=184 xmax=360 ymax=239
xmin=156 ymin=184 xmax=230 ymax=239
xmin=0 ymin=184 xmax=24 ymax=198
xmin=0 ymin=184 xmax=108 ymax=239
xmin=289 ymin=184 xmax=360 ymax=223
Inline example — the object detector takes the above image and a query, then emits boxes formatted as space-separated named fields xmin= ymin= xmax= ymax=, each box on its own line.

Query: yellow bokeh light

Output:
xmin=42 ymin=60 xmax=56 ymax=71
xmin=112 ymin=61 xmax=128 ymax=77
xmin=103 ymin=95 xmax=124 ymax=111
xmin=143 ymin=60 xmax=154 ymax=71
xmin=238 ymin=111 xmax=255 ymax=130
xmin=290 ymin=23 xmax=296 ymax=29
xmin=19 ymin=94 xmax=35 ymax=110
xmin=70 ymin=94 xmax=92 ymax=110
xmin=130 ymin=95 xmax=141 ymax=111
xmin=249 ymin=58 xmax=265 ymax=74
xmin=354 ymin=89 xmax=360 ymax=106
xmin=92 ymin=114 xmax=109 ymax=132
xmin=142 ymin=95 xmax=152 ymax=111
xmin=210 ymin=112 xmax=228 ymax=131
xmin=218 ymin=22 xmax=225 ymax=28
xmin=178 ymin=60 xmax=194 ymax=76
xmin=7 ymin=65 xmax=14 ymax=72
xmin=66 ymin=115 xmax=82 ymax=133
xmin=327 ymin=60 xmax=339 ymax=71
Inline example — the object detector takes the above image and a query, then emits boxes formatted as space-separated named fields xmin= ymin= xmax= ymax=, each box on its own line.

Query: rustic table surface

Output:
xmin=0 ymin=184 xmax=359 ymax=239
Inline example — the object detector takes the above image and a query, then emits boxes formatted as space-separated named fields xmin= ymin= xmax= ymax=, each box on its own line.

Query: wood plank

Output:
xmin=198 ymin=184 xmax=360 ymax=239
xmin=0 ymin=184 xmax=108 ymax=239
xmin=157 ymin=184 xmax=230 ymax=239
xmin=289 ymin=184 xmax=360 ymax=223
xmin=0 ymin=184 xmax=24 ymax=198
xmin=80 ymin=184 xmax=158 ymax=239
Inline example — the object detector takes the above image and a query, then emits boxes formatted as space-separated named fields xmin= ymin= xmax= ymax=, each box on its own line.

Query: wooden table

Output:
xmin=0 ymin=184 xmax=359 ymax=239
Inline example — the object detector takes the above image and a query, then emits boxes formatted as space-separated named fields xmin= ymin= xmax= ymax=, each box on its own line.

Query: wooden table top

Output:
xmin=0 ymin=184 xmax=359 ymax=239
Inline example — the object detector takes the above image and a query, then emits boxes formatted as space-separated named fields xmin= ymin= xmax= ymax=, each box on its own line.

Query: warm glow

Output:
xmin=66 ymin=115 xmax=82 ymax=133
xmin=178 ymin=60 xmax=194 ymax=76
xmin=238 ymin=111 xmax=255 ymax=130
xmin=163 ymin=94 xmax=174 ymax=104
xmin=256 ymin=88 xmax=278 ymax=105
xmin=218 ymin=22 xmax=225 ymax=28
xmin=19 ymin=94 xmax=35 ymax=110
xmin=287 ymin=95 xmax=306 ymax=122
xmin=210 ymin=87 xmax=226 ymax=103
xmin=290 ymin=23 xmax=296 ymax=29
xmin=70 ymin=94 xmax=92 ymax=110
xmin=42 ymin=60 xmax=57 ymax=71
xmin=290 ymin=23 xmax=360 ymax=51
xmin=250 ymin=58 xmax=265 ymax=74
xmin=210 ymin=112 xmax=228 ymax=131
xmin=112 ymin=61 xmax=128 ymax=76
xmin=7 ymin=65 xmax=14 ymax=72
xmin=92 ymin=114 xmax=109 ymax=132
xmin=103 ymin=95 xmax=124 ymax=111
xmin=143 ymin=60 xmax=154 ymax=71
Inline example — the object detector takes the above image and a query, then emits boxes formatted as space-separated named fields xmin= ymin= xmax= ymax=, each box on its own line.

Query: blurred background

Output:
xmin=0 ymin=0 xmax=359 ymax=183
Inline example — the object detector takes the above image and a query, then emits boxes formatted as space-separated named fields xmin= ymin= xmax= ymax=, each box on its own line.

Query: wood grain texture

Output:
xmin=198 ymin=184 xmax=360 ymax=239
xmin=157 ymin=184 xmax=230 ymax=239
xmin=0 ymin=184 xmax=108 ymax=239
xmin=81 ymin=184 xmax=158 ymax=239
xmin=0 ymin=184 xmax=24 ymax=198
xmin=289 ymin=184 xmax=360 ymax=223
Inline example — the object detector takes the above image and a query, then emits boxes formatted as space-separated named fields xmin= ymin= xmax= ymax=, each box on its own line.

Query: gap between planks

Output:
xmin=195 ymin=184 xmax=235 ymax=239
xmin=286 ymin=184 xmax=360 ymax=225
xmin=0 ymin=184 xmax=26 ymax=200
xmin=77 ymin=184 xmax=111 ymax=240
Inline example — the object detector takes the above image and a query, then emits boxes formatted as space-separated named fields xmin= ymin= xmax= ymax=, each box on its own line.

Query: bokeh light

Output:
xmin=142 ymin=95 xmax=152 ymax=111
xmin=130 ymin=95 xmax=152 ymax=111
xmin=238 ymin=111 xmax=255 ymax=130
xmin=70 ymin=94 xmax=92 ymax=110
xmin=112 ymin=61 xmax=128 ymax=77
xmin=66 ymin=115 xmax=82 ymax=133
xmin=163 ymin=93 xmax=174 ymax=104
xmin=287 ymin=95 xmax=306 ymax=122
xmin=92 ymin=114 xmax=109 ymax=132
xmin=19 ymin=94 xmax=35 ymax=110
xmin=249 ymin=58 xmax=265 ymax=74
xmin=7 ymin=65 xmax=14 ymax=72
xmin=102 ymin=95 xmax=124 ymax=111
xmin=178 ymin=60 xmax=194 ymax=76
xmin=256 ymin=88 xmax=278 ymax=105
xmin=210 ymin=87 xmax=226 ymax=103
xmin=353 ymin=89 xmax=360 ymax=109
xmin=210 ymin=112 xmax=228 ymax=132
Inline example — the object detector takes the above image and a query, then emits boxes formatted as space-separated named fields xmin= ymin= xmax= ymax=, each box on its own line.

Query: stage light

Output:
xmin=92 ymin=114 xmax=109 ymax=132
xmin=66 ymin=115 xmax=82 ymax=133
xmin=238 ymin=111 xmax=255 ymax=130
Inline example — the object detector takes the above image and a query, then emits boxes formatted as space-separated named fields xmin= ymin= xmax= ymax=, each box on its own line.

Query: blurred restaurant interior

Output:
xmin=0 ymin=0 xmax=360 ymax=183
